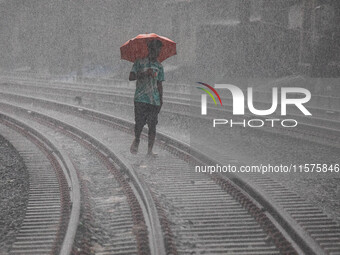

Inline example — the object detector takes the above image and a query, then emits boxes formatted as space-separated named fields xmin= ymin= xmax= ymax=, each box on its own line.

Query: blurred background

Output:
xmin=0 ymin=0 xmax=339 ymax=85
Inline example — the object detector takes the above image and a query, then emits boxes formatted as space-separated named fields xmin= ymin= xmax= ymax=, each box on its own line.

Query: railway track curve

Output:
xmin=0 ymin=91 xmax=339 ymax=254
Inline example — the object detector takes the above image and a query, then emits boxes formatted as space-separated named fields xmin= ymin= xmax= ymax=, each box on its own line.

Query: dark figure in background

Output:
xmin=311 ymin=31 xmax=335 ymax=94
xmin=129 ymin=39 xmax=164 ymax=157
xmin=311 ymin=33 xmax=333 ymax=78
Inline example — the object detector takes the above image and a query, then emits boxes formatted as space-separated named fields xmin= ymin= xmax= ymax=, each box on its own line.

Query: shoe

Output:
xmin=130 ymin=139 xmax=139 ymax=154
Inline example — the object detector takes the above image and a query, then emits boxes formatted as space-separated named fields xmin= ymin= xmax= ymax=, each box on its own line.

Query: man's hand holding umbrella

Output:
xmin=129 ymin=68 xmax=156 ymax=80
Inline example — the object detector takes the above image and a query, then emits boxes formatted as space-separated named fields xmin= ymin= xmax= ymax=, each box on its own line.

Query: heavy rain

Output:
xmin=0 ymin=1 xmax=340 ymax=254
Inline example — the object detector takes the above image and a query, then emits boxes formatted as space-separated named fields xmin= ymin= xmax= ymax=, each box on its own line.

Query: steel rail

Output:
xmin=1 ymin=88 xmax=339 ymax=254
xmin=0 ymin=100 xmax=306 ymax=254
xmin=0 ymin=91 xmax=339 ymax=149
xmin=1 ymin=77 xmax=339 ymax=122
xmin=0 ymin=113 xmax=80 ymax=255
xmin=0 ymin=103 xmax=166 ymax=255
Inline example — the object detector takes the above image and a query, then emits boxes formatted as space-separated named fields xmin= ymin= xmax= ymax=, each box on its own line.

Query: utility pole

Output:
xmin=76 ymin=0 xmax=84 ymax=82
xmin=299 ymin=0 xmax=314 ymax=65
xmin=299 ymin=1 xmax=306 ymax=65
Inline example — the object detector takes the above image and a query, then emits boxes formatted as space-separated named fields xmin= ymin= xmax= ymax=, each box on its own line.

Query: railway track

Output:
xmin=0 ymin=86 xmax=339 ymax=155
xmin=0 ymin=90 xmax=339 ymax=254
xmin=0 ymin=82 xmax=338 ymax=172
xmin=1 ymin=75 xmax=339 ymax=128
xmin=0 ymin=115 xmax=77 ymax=254
xmin=0 ymin=111 xmax=163 ymax=254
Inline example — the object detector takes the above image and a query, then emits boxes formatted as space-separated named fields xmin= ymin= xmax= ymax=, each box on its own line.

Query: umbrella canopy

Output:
xmin=120 ymin=33 xmax=176 ymax=63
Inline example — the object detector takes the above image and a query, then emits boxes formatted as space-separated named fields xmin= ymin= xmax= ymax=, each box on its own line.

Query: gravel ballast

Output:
xmin=0 ymin=134 xmax=29 ymax=254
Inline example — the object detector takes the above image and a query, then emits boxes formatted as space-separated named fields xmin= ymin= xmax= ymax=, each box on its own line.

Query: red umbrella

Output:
xmin=120 ymin=33 xmax=176 ymax=63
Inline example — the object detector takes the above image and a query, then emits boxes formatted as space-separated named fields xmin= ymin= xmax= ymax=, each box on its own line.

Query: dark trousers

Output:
xmin=134 ymin=101 xmax=159 ymax=140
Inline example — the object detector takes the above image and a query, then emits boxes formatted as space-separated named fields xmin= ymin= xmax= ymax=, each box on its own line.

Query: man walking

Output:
xmin=129 ymin=39 xmax=164 ymax=157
